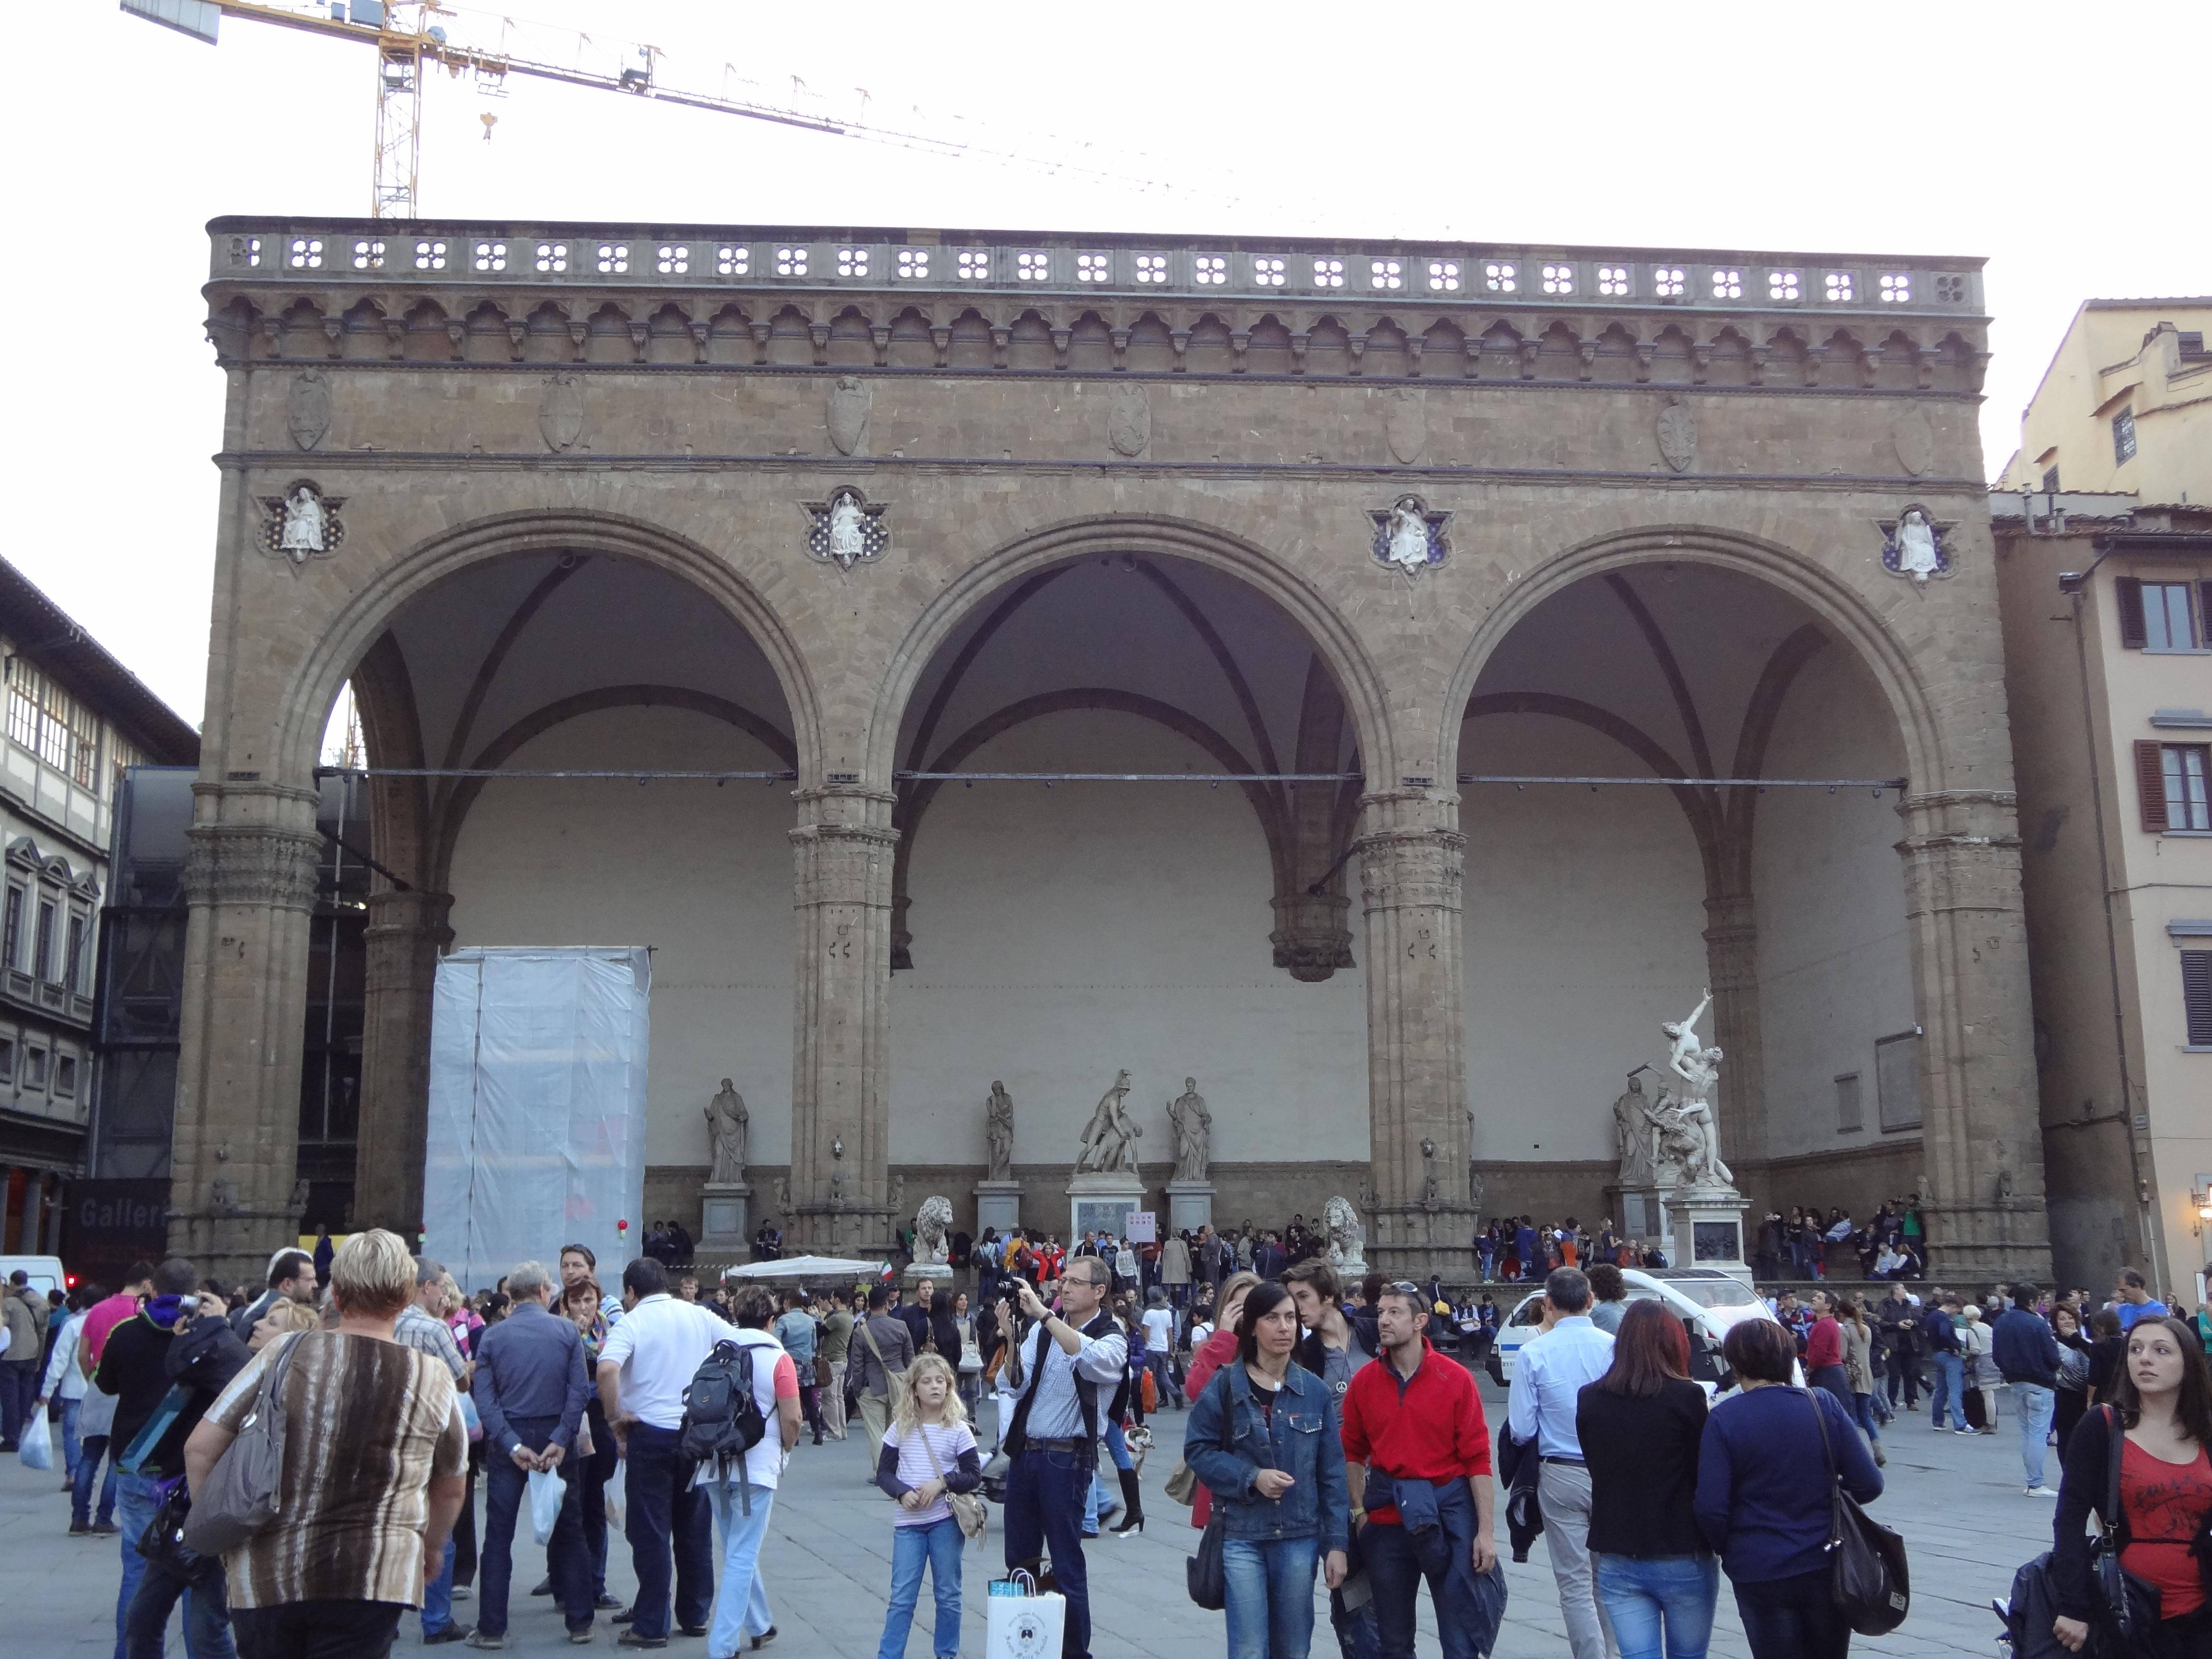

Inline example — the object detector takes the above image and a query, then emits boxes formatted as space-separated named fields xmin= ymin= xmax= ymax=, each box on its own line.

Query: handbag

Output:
xmin=139 ymin=1480 xmax=213 ymax=1580
xmin=1163 ymin=1456 xmax=1198 ymax=1506
xmin=859 ymin=1319 xmax=909 ymax=1413
xmin=2090 ymin=1407 xmax=2164 ymax=1646
xmin=915 ymin=1421 xmax=988 ymax=1544
xmin=181 ymin=1331 xmax=306 ymax=1556
xmin=1186 ymin=1511 xmax=1227 ymax=1610
xmin=1805 ymin=1387 xmax=1910 ymax=1635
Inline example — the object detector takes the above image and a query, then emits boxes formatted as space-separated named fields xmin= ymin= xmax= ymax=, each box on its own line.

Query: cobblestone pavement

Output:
xmin=4 ymin=1375 xmax=2032 ymax=1657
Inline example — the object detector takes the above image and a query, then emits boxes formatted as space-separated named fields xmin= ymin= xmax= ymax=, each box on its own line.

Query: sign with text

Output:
xmin=1126 ymin=1211 xmax=1157 ymax=1243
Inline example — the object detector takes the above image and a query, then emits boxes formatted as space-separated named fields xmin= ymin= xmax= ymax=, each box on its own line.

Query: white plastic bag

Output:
xmin=602 ymin=1461 xmax=624 ymax=1528
xmin=528 ymin=1468 xmax=563 ymax=1544
xmin=17 ymin=1401 xmax=52 ymax=1472
xmin=986 ymin=1571 xmax=1065 ymax=1659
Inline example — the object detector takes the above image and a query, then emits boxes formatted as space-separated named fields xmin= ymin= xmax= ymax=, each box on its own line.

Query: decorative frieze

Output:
xmin=184 ymin=825 xmax=322 ymax=913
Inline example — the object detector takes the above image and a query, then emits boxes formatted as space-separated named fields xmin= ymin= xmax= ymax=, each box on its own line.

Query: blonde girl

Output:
xmin=874 ymin=1352 xmax=982 ymax=1659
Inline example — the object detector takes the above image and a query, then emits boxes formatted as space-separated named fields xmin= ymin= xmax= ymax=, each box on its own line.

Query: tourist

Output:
xmin=1340 ymin=1281 xmax=1499 ymax=1659
xmin=2049 ymin=1314 xmax=2212 ymax=1655
xmin=1924 ymin=1293 xmax=1973 ymax=1433
xmin=311 ymin=1224 xmax=335 ymax=1283
xmin=34 ymin=1284 xmax=95 ymax=1503
xmin=1874 ymin=1285 xmax=1921 ymax=1409
xmin=1476 ymin=1224 xmax=1500 ymax=1284
xmin=1280 ymin=1260 xmax=1374 ymax=1659
xmin=998 ymin=1257 xmax=1127 ymax=1659
xmin=854 ymin=1284 xmax=917 ymax=1468
xmin=185 ymin=1228 xmax=469 ymax=1659
xmin=873 ymin=1352 xmax=981 ymax=1659
xmin=1184 ymin=1271 xmax=1262 ymax=1535
xmin=1086 ymin=1297 xmax=1144 ymax=1537
xmin=945 ymin=1289 xmax=984 ymax=1422
xmin=1960 ymin=1303 xmax=1999 ymax=1431
xmin=1578 ymin=1300 xmax=1714 ymax=1659
xmin=926 ymin=1282 xmax=963 ymax=1376
xmin=693 ymin=1286 xmax=801 ymax=1656
xmin=1804 ymin=1290 xmax=1849 ymax=1408
xmin=468 ymin=1259 xmax=595 ymax=1646
xmin=546 ymin=1261 xmax=621 ymax=1615
xmin=1505 ymin=1268 xmax=1616 ymax=1659
xmin=2051 ymin=1304 xmax=2093 ymax=1455
xmin=1 ymin=1267 xmax=43 ymax=1450
xmin=1694 ymin=1318 xmax=1882 ymax=1659
xmin=1585 ymin=1262 xmax=1628 ymax=1335
xmin=397 ymin=1260 xmax=475 ymax=1644
xmin=1185 ymin=1281 xmax=1348 ymax=1659
xmin=1162 ymin=1229 xmax=1193 ymax=1310
xmin=595 ymin=1256 xmax=727 ymax=1646
xmin=1835 ymin=1295 xmax=1885 ymax=1467
xmin=2115 ymin=1268 xmax=2170 ymax=1334
xmin=224 ymin=1249 xmax=317 ymax=1344
xmin=775 ymin=1290 xmax=823 ymax=1445
xmin=818 ymin=1288 xmax=854 ymax=1443
xmin=1992 ymin=1278 xmax=2064 ymax=1498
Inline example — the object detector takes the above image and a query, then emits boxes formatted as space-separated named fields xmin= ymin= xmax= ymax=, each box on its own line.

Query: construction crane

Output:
xmin=121 ymin=0 xmax=1200 ymax=218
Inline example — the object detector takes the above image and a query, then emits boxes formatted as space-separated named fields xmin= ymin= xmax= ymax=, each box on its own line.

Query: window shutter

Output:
xmin=2199 ymin=580 xmax=2212 ymax=649
xmin=2115 ymin=578 xmax=2147 ymax=649
xmin=2184 ymin=951 xmax=2212 ymax=1046
xmin=2135 ymin=741 xmax=2169 ymax=833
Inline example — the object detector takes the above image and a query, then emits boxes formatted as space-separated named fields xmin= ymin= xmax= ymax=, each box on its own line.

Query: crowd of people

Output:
xmin=12 ymin=1224 xmax=2212 ymax=1659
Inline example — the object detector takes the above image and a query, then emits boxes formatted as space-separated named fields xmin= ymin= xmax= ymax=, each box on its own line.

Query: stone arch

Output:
xmin=867 ymin=513 xmax=1397 ymax=788
xmin=1436 ymin=525 xmax=1942 ymax=793
xmin=276 ymin=508 xmax=822 ymax=792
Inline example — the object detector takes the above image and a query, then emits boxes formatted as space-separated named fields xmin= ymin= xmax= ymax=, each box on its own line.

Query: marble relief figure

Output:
xmin=1075 ymin=1069 xmax=1143 ymax=1173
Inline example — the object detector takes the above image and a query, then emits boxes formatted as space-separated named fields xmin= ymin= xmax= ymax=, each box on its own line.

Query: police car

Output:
xmin=1485 ymin=1268 xmax=1790 ymax=1392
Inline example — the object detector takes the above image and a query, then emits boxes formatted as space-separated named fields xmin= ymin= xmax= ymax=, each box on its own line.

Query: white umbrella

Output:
xmin=718 ymin=1255 xmax=890 ymax=1282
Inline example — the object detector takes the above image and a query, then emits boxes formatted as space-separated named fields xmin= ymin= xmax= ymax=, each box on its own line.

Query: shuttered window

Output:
xmin=2185 ymin=951 xmax=2212 ymax=1047
xmin=2118 ymin=577 xmax=2209 ymax=651
xmin=2137 ymin=740 xmax=2170 ymax=832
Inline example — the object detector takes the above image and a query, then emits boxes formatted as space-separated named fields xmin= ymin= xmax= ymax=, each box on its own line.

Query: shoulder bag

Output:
xmin=1805 ymin=1386 xmax=1910 ymax=1635
xmin=915 ymin=1423 xmax=988 ymax=1544
xmin=2090 ymin=1406 xmax=2164 ymax=1645
xmin=859 ymin=1317 xmax=909 ymax=1413
xmin=181 ymin=1331 xmax=307 ymax=1556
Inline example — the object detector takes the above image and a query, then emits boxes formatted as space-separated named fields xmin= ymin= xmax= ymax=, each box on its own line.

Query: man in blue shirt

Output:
xmin=1505 ymin=1269 xmax=1616 ymax=1659
xmin=2114 ymin=1269 xmax=2168 ymax=1333
xmin=1923 ymin=1295 xmax=1974 ymax=1433
xmin=1991 ymin=1281 xmax=2063 ymax=1496
xmin=472 ymin=1258 xmax=594 ymax=1645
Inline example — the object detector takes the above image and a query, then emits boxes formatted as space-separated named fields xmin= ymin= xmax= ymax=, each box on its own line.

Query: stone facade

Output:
xmin=171 ymin=221 xmax=2045 ymax=1282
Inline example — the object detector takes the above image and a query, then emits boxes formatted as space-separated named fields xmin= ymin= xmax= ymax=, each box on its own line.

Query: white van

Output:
xmin=1486 ymin=1267 xmax=1792 ymax=1392
xmin=0 ymin=1254 xmax=71 ymax=1299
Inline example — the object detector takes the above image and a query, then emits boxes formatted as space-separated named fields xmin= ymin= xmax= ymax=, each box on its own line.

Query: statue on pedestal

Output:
xmin=913 ymin=1195 xmax=953 ymax=1267
xmin=1075 ymin=1070 xmax=1142 ymax=1174
xmin=985 ymin=1081 xmax=1015 ymax=1181
xmin=1166 ymin=1077 xmax=1212 ymax=1182
xmin=705 ymin=1079 xmax=748 ymax=1185
xmin=1323 ymin=1196 xmax=1367 ymax=1275
xmin=1611 ymin=1073 xmax=1659 ymax=1185
xmin=1669 ymin=1047 xmax=1731 ymax=1188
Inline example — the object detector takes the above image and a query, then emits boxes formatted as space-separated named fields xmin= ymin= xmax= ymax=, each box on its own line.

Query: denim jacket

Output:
xmin=1185 ymin=1357 xmax=1349 ymax=1551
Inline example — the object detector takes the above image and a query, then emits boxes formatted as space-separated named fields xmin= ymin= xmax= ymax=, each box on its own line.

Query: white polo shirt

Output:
xmin=598 ymin=1293 xmax=727 ymax=1430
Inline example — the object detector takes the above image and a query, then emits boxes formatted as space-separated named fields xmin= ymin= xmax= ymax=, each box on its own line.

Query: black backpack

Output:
xmin=679 ymin=1340 xmax=769 ymax=1504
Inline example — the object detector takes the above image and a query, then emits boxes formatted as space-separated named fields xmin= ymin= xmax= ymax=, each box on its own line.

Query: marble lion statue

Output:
xmin=913 ymin=1194 xmax=954 ymax=1265
xmin=1323 ymin=1196 xmax=1367 ymax=1272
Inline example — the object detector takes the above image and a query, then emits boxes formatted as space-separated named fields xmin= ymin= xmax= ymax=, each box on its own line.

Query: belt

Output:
xmin=1540 ymin=1455 xmax=1586 ymax=1466
xmin=1022 ymin=1437 xmax=1089 ymax=1453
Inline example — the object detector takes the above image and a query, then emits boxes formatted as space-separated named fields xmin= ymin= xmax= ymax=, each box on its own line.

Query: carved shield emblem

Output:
xmin=1383 ymin=390 xmax=1426 ymax=465
xmin=1892 ymin=410 xmax=1936 ymax=478
xmin=1107 ymin=384 xmax=1151 ymax=458
xmin=826 ymin=375 xmax=871 ymax=457
xmin=1655 ymin=398 xmax=1697 ymax=473
xmin=538 ymin=373 xmax=584 ymax=454
xmin=286 ymin=370 xmax=331 ymax=452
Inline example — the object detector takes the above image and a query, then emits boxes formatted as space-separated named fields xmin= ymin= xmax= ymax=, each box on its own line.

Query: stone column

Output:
xmin=350 ymin=887 xmax=454 ymax=1233
xmin=1701 ymin=891 xmax=1770 ymax=1170
xmin=1358 ymin=788 xmax=1473 ymax=1277
xmin=1895 ymin=789 xmax=2051 ymax=1279
xmin=168 ymin=784 xmax=323 ymax=1287
xmin=789 ymin=786 xmax=898 ymax=1258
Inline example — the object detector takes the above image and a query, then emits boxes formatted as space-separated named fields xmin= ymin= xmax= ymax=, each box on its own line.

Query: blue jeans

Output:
xmin=1003 ymin=1447 xmax=1094 ymax=1658
xmin=1364 ymin=1485 xmax=1494 ymax=1659
xmin=74 ymin=1432 xmax=117 ymax=1528
xmin=1929 ymin=1351 xmax=1968 ymax=1429
xmin=420 ymin=1536 xmax=456 ymax=1636
xmin=123 ymin=1555 xmax=234 ymax=1659
xmin=478 ymin=1419 xmax=592 ymax=1637
xmin=706 ymin=1481 xmax=778 ymax=1657
xmin=1732 ymin=1566 xmax=1849 ymax=1659
xmin=1593 ymin=1552 xmax=1718 ymax=1659
xmin=1851 ymin=1393 xmax=1883 ymax=1443
xmin=1224 ymin=1534 xmax=1320 ymax=1659
xmin=59 ymin=1395 xmax=83 ymax=1481
xmin=625 ymin=1424 xmax=715 ymax=1641
xmin=114 ymin=1472 xmax=163 ymax=1659
xmin=2012 ymin=1382 xmax=2056 ymax=1487
xmin=877 ymin=1515 xmax=963 ymax=1659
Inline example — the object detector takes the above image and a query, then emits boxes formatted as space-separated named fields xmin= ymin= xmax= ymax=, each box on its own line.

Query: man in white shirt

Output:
xmin=1505 ymin=1268 xmax=1618 ymax=1659
xmin=596 ymin=1257 xmax=727 ymax=1646
xmin=1138 ymin=1292 xmax=1181 ymax=1408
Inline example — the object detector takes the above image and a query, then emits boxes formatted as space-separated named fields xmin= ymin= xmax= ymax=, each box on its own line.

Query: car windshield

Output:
xmin=1658 ymin=1278 xmax=1761 ymax=1310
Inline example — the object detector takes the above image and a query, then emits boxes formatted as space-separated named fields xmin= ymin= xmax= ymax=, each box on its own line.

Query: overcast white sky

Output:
xmin=7 ymin=1 xmax=2204 ymax=726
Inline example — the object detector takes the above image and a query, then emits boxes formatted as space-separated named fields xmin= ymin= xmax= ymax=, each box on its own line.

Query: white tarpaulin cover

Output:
xmin=719 ymin=1256 xmax=890 ymax=1282
xmin=423 ymin=947 xmax=650 ymax=1292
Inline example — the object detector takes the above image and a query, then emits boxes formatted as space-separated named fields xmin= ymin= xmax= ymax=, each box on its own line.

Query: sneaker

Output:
xmin=595 ymin=1596 xmax=623 ymax=1612
xmin=748 ymin=1633 xmax=778 ymax=1652
xmin=462 ymin=1635 xmax=505 ymax=1650
xmin=67 ymin=1522 xmax=91 ymax=1536
xmin=614 ymin=1635 xmax=667 ymax=1651
xmin=89 ymin=1520 xmax=120 ymax=1535
xmin=531 ymin=1580 xmax=554 ymax=1598
xmin=568 ymin=1629 xmax=596 ymax=1646
xmin=453 ymin=1587 xmax=473 ymax=1602
xmin=2025 ymin=1485 xmax=2059 ymax=1498
xmin=612 ymin=1609 xmax=635 ymax=1626
xmin=1931 ymin=1423 xmax=1949 ymax=1432
xmin=424 ymin=1627 xmax=474 ymax=1646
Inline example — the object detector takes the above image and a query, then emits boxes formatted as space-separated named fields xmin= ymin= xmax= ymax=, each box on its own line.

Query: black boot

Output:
xmin=1109 ymin=1467 xmax=1144 ymax=1535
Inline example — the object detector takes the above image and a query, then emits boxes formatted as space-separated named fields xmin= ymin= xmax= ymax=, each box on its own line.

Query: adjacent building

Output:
xmin=0 ymin=561 xmax=198 ymax=1254
xmin=1996 ymin=299 xmax=2212 ymax=1296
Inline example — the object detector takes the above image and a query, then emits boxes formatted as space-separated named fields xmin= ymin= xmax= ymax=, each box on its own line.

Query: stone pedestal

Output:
xmin=904 ymin=1262 xmax=954 ymax=1291
xmin=1066 ymin=1171 xmax=1145 ymax=1243
xmin=1164 ymin=1180 xmax=1215 ymax=1237
xmin=974 ymin=1181 xmax=1023 ymax=1238
xmin=1670 ymin=1181 xmax=1752 ymax=1281
xmin=699 ymin=1183 xmax=752 ymax=1254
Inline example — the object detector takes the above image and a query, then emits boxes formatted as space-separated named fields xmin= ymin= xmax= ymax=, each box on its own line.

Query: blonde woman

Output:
xmin=874 ymin=1352 xmax=982 ymax=1659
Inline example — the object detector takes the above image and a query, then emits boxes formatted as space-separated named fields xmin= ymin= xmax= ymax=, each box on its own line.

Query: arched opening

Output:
xmin=887 ymin=545 xmax=1375 ymax=1231
xmin=319 ymin=548 xmax=799 ymax=1233
xmin=1458 ymin=557 xmax=1919 ymax=1249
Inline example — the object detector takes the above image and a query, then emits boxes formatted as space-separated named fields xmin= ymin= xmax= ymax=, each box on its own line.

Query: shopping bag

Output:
xmin=985 ymin=1571 xmax=1065 ymax=1659
xmin=17 ymin=1401 xmax=53 ymax=1471
xmin=602 ymin=1461 xmax=625 ymax=1528
xmin=528 ymin=1468 xmax=564 ymax=1545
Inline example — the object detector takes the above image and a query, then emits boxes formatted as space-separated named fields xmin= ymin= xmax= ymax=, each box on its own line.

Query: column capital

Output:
xmin=185 ymin=823 xmax=323 ymax=914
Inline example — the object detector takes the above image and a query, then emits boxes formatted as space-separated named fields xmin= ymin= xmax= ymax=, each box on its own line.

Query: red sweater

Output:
xmin=1340 ymin=1340 xmax=1492 ymax=1524
xmin=1805 ymin=1316 xmax=1843 ymax=1371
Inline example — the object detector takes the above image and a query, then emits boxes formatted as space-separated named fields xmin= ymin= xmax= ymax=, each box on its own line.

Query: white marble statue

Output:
xmin=1895 ymin=508 xmax=1940 ymax=582
xmin=1667 ymin=1045 xmax=1732 ymax=1188
xmin=280 ymin=486 xmax=326 ymax=560
xmin=1323 ymin=1196 xmax=1367 ymax=1275
xmin=985 ymin=1081 xmax=1015 ymax=1182
xmin=1384 ymin=496 xmax=1431 ymax=573
xmin=1611 ymin=1073 xmax=1659 ymax=1185
xmin=1076 ymin=1069 xmax=1143 ymax=1174
xmin=1166 ymin=1077 xmax=1212 ymax=1183
xmin=913 ymin=1194 xmax=954 ymax=1266
xmin=705 ymin=1079 xmax=748 ymax=1185
xmin=828 ymin=491 xmax=868 ymax=567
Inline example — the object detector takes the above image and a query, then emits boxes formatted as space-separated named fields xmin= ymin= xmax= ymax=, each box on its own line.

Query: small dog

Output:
xmin=1124 ymin=1423 xmax=1155 ymax=1475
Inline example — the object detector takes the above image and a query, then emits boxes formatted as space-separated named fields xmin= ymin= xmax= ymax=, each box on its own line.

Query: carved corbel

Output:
xmin=1691 ymin=341 xmax=1712 ymax=385
xmin=1634 ymin=339 xmax=1656 ymax=385
xmin=1914 ymin=344 xmax=1935 ymax=390
xmin=748 ymin=321 xmax=773 ymax=367
xmin=1050 ymin=326 xmax=1072 ymax=370
xmin=989 ymin=325 xmax=1010 ymax=369
xmin=1577 ymin=337 xmax=1599 ymax=382
xmin=445 ymin=319 xmax=468 ymax=361
xmin=567 ymin=320 xmax=590 ymax=363
xmin=1405 ymin=335 xmax=1425 ymax=377
xmin=1859 ymin=348 xmax=1881 ymax=388
xmin=929 ymin=324 xmax=951 ymax=369
xmin=1518 ymin=337 xmax=1540 ymax=380
xmin=1230 ymin=330 xmax=1250 ymax=372
xmin=690 ymin=320 xmax=711 ymax=364
xmin=1289 ymin=332 xmax=1310 ymax=375
xmin=872 ymin=324 xmax=892 ymax=368
xmin=1747 ymin=344 xmax=1769 ymax=386
xmin=807 ymin=322 xmax=830 ymax=367
xmin=1170 ymin=329 xmax=1191 ymax=372
xmin=1462 ymin=335 xmax=1483 ymax=380
xmin=258 ymin=316 xmax=286 ymax=362
xmin=1110 ymin=328 xmax=1131 ymax=372
xmin=505 ymin=318 xmax=528 ymax=362
xmin=1347 ymin=333 xmax=1368 ymax=375
xmin=322 ymin=318 xmax=346 ymax=361
xmin=385 ymin=317 xmax=408 ymax=361
xmin=1802 ymin=345 xmax=1826 ymax=387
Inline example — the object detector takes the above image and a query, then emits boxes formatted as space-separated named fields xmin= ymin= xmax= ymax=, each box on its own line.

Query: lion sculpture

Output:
xmin=1322 ymin=1196 xmax=1367 ymax=1275
xmin=913 ymin=1194 xmax=954 ymax=1266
